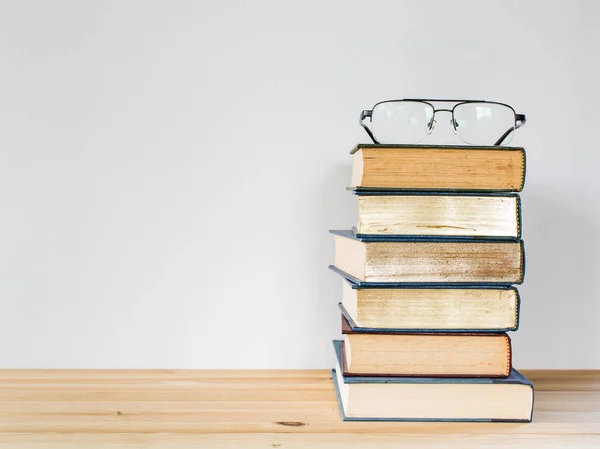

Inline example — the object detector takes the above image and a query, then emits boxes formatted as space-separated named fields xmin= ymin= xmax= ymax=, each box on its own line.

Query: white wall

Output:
xmin=1 ymin=0 xmax=598 ymax=368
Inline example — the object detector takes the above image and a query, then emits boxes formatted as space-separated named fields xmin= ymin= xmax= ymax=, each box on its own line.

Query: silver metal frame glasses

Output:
xmin=360 ymin=99 xmax=526 ymax=146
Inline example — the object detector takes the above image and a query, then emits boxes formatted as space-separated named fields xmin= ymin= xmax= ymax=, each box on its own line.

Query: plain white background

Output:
xmin=1 ymin=0 xmax=599 ymax=368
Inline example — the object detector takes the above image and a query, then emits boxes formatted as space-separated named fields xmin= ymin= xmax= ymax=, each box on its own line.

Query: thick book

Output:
xmin=332 ymin=340 xmax=533 ymax=422
xmin=339 ymin=276 xmax=519 ymax=332
xmin=340 ymin=317 xmax=511 ymax=377
xmin=331 ymin=230 xmax=525 ymax=285
xmin=350 ymin=144 xmax=526 ymax=191
xmin=354 ymin=191 xmax=521 ymax=239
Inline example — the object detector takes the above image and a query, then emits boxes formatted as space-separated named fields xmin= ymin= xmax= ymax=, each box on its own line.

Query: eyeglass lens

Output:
xmin=453 ymin=102 xmax=515 ymax=145
xmin=371 ymin=101 xmax=434 ymax=145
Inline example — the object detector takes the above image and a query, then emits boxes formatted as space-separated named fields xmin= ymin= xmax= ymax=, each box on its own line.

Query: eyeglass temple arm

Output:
xmin=360 ymin=110 xmax=379 ymax=144
xmin=494 ymin=114 xmax=526 ymax=145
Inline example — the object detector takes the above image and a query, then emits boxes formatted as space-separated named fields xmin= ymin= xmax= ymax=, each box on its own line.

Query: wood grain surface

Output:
xmin=0 ymin=369 xmax=597 ymax=448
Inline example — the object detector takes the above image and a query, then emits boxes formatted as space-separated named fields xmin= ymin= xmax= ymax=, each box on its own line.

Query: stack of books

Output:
xmin=329 ymin=144 xmax=534 ymax=422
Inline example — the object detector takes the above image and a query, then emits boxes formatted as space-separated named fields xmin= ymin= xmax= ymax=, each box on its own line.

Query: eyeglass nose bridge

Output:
xmin=429 ymin=108 xmax=459 ymax=134
xmin=427 ymin=108 xmax=453 ymax=134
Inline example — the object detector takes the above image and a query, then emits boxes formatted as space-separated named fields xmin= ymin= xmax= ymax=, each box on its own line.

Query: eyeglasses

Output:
xmin=360 ymin=99 xmax=526 ymax=146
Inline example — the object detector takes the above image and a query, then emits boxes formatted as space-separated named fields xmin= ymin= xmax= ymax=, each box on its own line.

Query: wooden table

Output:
xmin=0 ymin=370 xmax=597 ymax=448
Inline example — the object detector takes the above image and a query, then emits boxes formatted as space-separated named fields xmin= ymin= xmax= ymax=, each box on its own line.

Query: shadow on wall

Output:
xmin=515 ymin=187 xmax=600 ymax=368
xmin=313 ymin=162 xmax=356 ymax=364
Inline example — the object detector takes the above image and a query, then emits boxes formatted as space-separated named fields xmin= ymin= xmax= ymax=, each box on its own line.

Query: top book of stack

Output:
xmin=351 ymin=144 xmax=526 ymax=192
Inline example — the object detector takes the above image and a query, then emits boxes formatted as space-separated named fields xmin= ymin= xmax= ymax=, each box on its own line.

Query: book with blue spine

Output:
xmin=351 ymin=190 xmax=522 ymax=240
xmin=335 ymin=272 xmax=520 ymax=333
xmin=330 ymin=230 xmax=525 ymax=286
xmin=331 ymin=340 xmax=533 ymax=422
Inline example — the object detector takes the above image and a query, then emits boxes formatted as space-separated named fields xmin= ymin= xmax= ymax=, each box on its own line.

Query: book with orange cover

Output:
xmin=350 ymin=144 xmax=526 ymax=191
xmin=340 ymin=315 xmax=511 ymax=378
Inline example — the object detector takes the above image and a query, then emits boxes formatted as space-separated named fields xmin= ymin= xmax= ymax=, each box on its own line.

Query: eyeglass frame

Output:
xmin=359 ymin=98 xmax=527 ymax=146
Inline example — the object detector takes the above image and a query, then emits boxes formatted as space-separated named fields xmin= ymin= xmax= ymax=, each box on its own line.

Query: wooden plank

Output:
xmin=0 ymin=433 xmax=598 ymax=449
xmin=522 ymin=370 xmax=600 ymax=391
xmin=0 ymin=369 xmax=597 ymax=448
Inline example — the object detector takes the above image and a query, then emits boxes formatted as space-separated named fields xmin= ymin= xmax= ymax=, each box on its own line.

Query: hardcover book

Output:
xmin=338 ymin=276 xmax=519 ymax=332
xmin=332 ymin=340 xmax=533 ymax=422
xmin=331 ymin=230 xmax=525 ymax=285
xmin=350 ymin=144 xmax=526 ymax=191
xmin=340 ymin=316 xmax=512 ymax=377
xmin=353 ymin=191 xmax=521 ymax=239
